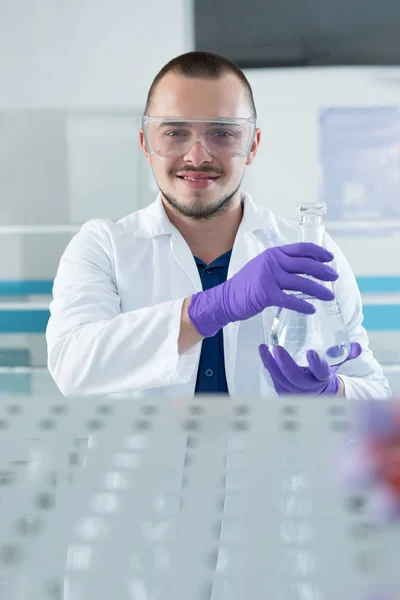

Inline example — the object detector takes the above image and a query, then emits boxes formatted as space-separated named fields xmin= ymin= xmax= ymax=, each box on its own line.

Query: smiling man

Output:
xmin=46 ymin=51 xmax=390 ymax=400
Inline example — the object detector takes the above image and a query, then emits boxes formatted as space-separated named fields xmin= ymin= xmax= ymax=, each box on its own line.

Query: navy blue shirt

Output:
xmin=193 ymin=250 xmax=232 ymax=395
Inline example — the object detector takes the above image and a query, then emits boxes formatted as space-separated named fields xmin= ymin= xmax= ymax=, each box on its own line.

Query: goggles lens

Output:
xmin=142 ymin=117 xmax=256 ymax=158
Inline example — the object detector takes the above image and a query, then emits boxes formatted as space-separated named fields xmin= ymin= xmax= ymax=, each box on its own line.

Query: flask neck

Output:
xmin=297 ymin=204 xmax=327 ymax=246
xmin=298 ymin=223 xmax=325 ymax=245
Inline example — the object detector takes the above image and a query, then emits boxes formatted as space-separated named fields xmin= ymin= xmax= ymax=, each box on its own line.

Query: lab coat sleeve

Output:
xmin=46 ymin=220 xmax=199 ymax=397
xmin=325 ymin=234 xmax=391 ymax=400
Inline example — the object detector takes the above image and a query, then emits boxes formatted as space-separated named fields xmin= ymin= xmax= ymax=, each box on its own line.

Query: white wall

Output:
xmin=243 ymin=66 xmax=400 ymax=274
xmin=0 ymin=0 xmax=194 ymax=276
xmin=244 ymin=66 xmax=400 ymax=215
xmin=0 ymin=0 xmax=193 ymax=110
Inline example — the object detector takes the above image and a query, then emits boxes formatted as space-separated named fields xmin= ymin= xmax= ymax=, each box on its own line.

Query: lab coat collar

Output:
xmin=134 ymin=192 xmax=281 ymax=239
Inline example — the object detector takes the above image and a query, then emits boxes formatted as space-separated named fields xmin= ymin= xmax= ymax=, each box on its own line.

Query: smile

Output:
xmin=176 ymin=175 xmax=219 ymax=189
xmin=179 ymin=176 xmax=218 ymax=181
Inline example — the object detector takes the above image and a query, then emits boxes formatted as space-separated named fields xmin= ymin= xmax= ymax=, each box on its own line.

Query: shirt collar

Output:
xmin=133 ymin=192 xmax=280 ymax=239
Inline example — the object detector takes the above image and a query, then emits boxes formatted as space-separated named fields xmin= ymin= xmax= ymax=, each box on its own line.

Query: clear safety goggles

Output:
xmin=142 ymin=116 xmax=256 ymax=158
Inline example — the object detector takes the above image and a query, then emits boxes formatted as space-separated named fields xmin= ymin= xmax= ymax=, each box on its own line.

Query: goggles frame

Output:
xmin=142 ymin=116 xmax=257 ymax=158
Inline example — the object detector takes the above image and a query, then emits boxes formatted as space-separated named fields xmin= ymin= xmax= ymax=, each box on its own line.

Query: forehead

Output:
xmin=148 ymin=72 xmax=251 ymax=119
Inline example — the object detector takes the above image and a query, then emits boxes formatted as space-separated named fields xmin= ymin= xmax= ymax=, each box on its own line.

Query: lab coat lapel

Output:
xmin=136 ymin=194 xmax=202 ymax=293
xmin=170 ymin=231 xmax=202 ymax=293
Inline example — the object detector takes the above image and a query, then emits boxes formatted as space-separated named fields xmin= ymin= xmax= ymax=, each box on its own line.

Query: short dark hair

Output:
xmin=144 ymin=51 xmax=257 ymax=119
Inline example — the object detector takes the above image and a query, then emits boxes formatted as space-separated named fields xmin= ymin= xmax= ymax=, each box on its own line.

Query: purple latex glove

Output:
xmin=188 ymin=242 xmax=338 ymax=337
xmin=258 ymin=342 xmax=362 ymax=395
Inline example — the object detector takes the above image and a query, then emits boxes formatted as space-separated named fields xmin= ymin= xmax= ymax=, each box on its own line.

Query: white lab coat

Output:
xmin=46 ymin=192 xmax=391 ymax=400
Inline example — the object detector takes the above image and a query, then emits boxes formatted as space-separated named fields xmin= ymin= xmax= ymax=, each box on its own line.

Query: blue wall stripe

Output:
xmin=0 ymin=281 xmax=53 ymax=295
xmin=1 ymin=277 xmax=400 ymax=296
xmin=357 ymin=277 xmax=400 ymax=293
xmin=0 ymin=306 xmax=399 ymax=333
xmin=0 ymin=311 xmax=50 ymax=333
xmin=363 ymin=305 xmax=400 ymax=331
xmin=0 ymin=278 xmax=399 ymax=333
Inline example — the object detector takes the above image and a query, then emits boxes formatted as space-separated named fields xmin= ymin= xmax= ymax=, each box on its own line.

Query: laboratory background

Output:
xmin=1 ymin=2 xmax=400 ymax=599
xmin=0 ymin=0 xmax=399 ymax=396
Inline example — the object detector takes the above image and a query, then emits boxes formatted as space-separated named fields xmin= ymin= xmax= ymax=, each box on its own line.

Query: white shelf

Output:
xmin=0 ymin=225 xmax=80 ymax=234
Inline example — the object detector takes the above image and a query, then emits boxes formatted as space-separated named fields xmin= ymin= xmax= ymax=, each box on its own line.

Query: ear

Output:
xmin=245 ymin=127 xmax=261 ymax=166
xmin=139 ymin=129 xmax=152 ymax=166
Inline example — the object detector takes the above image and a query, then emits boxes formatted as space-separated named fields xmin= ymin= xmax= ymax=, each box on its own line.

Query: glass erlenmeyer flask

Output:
xmin=268 ymin=202 xmax=351 ymax=367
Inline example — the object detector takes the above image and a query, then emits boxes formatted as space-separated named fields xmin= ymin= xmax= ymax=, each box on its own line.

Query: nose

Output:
xmin=183 ymin=139 xmax=213 ymax=165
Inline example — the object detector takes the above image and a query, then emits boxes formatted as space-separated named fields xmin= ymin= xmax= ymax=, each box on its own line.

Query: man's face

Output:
xmin=140 ymin=73 xmax=260 ymax=220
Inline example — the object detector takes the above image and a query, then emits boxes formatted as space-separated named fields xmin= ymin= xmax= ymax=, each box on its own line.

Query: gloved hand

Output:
xmin=258 ymin=342 xmax=362 ymax=395
xmin=188 ymin=242 xmax=339 ymax=337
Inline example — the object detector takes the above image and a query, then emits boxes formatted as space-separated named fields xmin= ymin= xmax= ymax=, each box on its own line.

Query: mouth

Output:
xmin=175 ymin=172 xmax=220 ymax=189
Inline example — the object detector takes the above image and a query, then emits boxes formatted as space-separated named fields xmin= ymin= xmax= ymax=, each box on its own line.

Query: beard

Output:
xmin=158 ymin=177 xmax=243 ymax=221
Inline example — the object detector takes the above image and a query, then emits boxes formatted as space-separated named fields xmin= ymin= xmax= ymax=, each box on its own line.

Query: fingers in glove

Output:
xmin=272 ymin=345 xmax=319 ymax=391
xmin=278 ymin=253 xmax=339 ymax=282
xmin=306 ymin=349 xmax=332 ymax=381
xmin=275 ymin=292 xmax=316 ymax=315
xmin=279 ymin=272 xmax=335 ymax=302
xmin=347 ymin=342 xmax=362 ymax=361
xmin=306 ymin=342 xmax=361 ymax=378
xmin=335 ymin=341 xmax=362 ymax=367
xmin=279 ymin=243 xmax=334 ymax=263
xmin=259 ymin=344 xmax=300 ymax=393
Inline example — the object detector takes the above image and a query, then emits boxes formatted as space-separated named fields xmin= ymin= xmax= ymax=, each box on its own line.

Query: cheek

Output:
xmin=151 ymin=159 xmax=176 ymax=180
xmin=223 ymin=162 xmax=244 ymax=182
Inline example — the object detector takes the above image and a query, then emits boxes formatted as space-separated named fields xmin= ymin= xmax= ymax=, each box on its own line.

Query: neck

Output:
xmin=162 ymin=194 xmax=244 ymax=265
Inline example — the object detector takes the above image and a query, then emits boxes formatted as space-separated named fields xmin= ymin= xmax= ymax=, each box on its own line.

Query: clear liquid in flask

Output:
xmin=269 ymin=293 xmax=351 ymax=367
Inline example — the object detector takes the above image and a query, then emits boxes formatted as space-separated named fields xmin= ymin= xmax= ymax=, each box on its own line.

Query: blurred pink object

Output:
xmin=337 ymin=400 xmax=400 ymax=522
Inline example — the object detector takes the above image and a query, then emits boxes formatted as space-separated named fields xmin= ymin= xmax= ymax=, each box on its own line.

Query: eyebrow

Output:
xmin=156 ymin=120 xmax=241 ymax=129
xmin=157 ymin=121 xmax=189 ymax=128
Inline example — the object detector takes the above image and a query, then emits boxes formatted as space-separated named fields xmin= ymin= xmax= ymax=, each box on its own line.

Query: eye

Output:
xmin=212 ymin=130 xmax=234 ymax=138
xmin=209 ymin=128 xmax=243 ymax=140
xmin=164 ymin=129 xmax=188 ymax=137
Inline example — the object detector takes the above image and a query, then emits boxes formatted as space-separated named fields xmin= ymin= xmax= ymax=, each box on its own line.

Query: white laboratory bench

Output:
xmin=0 ymin=394 xmax=399 ymax=599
